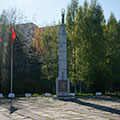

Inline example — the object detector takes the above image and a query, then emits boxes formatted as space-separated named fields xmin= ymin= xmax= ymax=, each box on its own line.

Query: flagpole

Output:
xmin=8 ymin=27 xmax=15 ymax=99
xmin=10 ymin=42 xmax=13 ymax=113
xmin=11 ymin=43 xmax=13 ymax=93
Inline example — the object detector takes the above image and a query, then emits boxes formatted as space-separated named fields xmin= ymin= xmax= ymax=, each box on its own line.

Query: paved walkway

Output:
xmin=0 ymin=96 xmax=120 ymax=120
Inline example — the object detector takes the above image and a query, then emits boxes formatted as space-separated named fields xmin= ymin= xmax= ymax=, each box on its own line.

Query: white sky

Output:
xmin=0 ymin=0 xmax=120 ymax=27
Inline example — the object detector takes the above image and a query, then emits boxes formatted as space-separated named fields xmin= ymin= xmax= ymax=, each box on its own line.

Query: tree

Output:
xmin=0 ymin=8 xmax=27 ymax=94
xmin=104 ymin=13 xmax=120 ymax=91
xmin=13 ymin=28 xmax=28 ymax=94
xmin=40 ymin=26 xmax=59 ymax=93
xmin=66 ymin=0 xmax=107 ymax=93
xmin=84 ymin=0 xmax=106 ymax=92
xmin=66 ymin=0 xmax=79 ymax=92
xmin=31 ymin=24 xmax=59 ymax=93
xmin=0 ymin=13 xmax=10 ymax=94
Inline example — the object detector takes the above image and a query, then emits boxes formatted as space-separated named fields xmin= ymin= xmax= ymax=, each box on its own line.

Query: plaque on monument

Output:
xmin=58 ymin=80 xmax=68 ymax=92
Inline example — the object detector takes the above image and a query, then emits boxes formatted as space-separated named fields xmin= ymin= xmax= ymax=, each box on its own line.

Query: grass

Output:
xmin=16 ymin=94 xmax=25 ymax=97
xmin=0 ymin=93 xmax=56 ymax=99
xmin=2 ymin=92 xmax=120 ymax=99
xmin=105 ymin=94 xmax=120 ymax=98
xmin=32 ymin=93 xmax=55 ymax=97
xmin=75 ymin=93 xmax=94 ymax=96
xmin=105 ymin=91 xmax=120 ymax=98
xmin=109 ymin=118 xmax=117 ymax=120
xmin=32 ymin=93 xmax=41 ymax=97
xmin=76 ymin=92 xmax=120 ymax=98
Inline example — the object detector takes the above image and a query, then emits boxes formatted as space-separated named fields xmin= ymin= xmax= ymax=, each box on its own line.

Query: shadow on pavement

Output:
xmin=62 ymin=98 xmax=120 ymax=115
xmin=0 ymin=98 xmax=19 ymax=114
xmin=10 ymin=106 xmax=18 ymax=114
xmin=9 ymin=99 xmax=19 ymax=114
xmin=76 ymin=96 xmax=120 ymax=103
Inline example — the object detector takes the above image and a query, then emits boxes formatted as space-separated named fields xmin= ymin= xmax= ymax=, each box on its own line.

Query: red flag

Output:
xmin=11 ymin=27 xmax=16 ymax=44
xmin=0 ymin=36 xmax=2 ymax=43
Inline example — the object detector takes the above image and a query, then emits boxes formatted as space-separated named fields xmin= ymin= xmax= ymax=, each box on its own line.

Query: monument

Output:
xmin=56 ymin=9 xmax=74 ymax=99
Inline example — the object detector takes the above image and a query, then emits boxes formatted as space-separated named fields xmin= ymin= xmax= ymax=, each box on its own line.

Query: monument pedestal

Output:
xmin=57 ymin=93 xmax=75 ymax=99
xmin=56 ymin=78 xmax=69 ymax=94
xmin=56 ymin=78 xmax=75 ymax=99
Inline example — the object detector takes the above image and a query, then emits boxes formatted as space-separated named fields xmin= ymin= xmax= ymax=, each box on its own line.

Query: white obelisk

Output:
xmin=56 ymin=9 xmax=70 ymax=97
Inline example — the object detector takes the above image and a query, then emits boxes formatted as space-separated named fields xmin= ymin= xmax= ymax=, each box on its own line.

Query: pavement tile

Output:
xmin=0 ymin=96 xmax=120 ymax=120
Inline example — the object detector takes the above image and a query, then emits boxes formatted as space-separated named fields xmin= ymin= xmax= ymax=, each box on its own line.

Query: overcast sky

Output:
xmin=0 ymin=0 xmax=120 ymax=27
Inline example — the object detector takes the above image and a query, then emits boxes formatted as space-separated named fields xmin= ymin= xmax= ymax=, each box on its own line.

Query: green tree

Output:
xmin=0 ymin=13 xmax=10 ymax=94
xmin=84 ymin=0 xmax=106 ymax=92
xmin=104 ymin=13 xmax=120 ymax=91
xmin=66 ymin=0 xmax=79 ymax=92
xmin=40 ymin=26 xmax=59 ymax=93
xmin=32 ymin=25 xmax=59 ymax=93
xmin=0 ymin=8 xmax=27 ymax=94
xmin=66 ymin=0 xmax=106 ymax=93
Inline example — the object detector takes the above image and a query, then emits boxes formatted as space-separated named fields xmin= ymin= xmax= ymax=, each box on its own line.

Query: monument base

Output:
xmin=56 ymin=78 xmax=75 ymax=99
xmin=56 ymin=93 xmax=75 ymax=99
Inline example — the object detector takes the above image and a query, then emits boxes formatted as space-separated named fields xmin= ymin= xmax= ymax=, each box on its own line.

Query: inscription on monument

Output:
xmin=58 ymin=80 xmax=68 ymax=92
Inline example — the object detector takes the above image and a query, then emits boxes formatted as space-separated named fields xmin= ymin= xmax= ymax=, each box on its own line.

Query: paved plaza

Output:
xmin=0 ymin=96 xmax=120 ymax=120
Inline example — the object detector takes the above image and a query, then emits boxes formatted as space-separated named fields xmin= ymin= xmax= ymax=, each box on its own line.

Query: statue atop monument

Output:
xmin=61 ymin=9 xmax=65 ymax=24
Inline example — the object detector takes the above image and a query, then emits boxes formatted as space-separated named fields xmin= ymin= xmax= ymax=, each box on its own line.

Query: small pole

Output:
xmin=9 ymin=27 xmax=16 ymax=113
xmin=10 ymin=42 xmax=13 ymax=113
xmin=11 ymin=43 xmax=13 ymax=93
